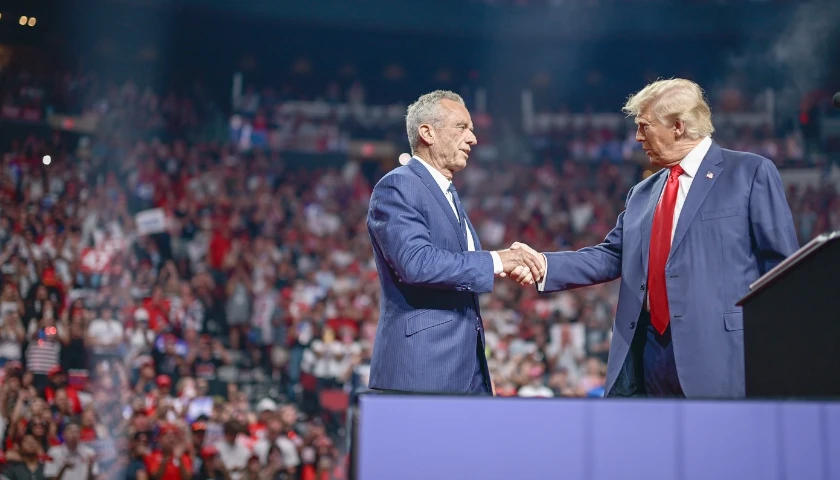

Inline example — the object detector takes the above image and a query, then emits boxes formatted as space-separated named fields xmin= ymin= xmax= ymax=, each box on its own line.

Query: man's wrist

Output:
xmin=537 ymin=254 xmax=548 ymax=292
xmin=490 ymin=251 xmax=503 ymax=275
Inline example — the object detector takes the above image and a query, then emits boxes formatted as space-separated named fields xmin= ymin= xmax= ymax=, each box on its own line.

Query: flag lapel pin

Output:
xmin=706 ymin=171 xmax=714 ymax=179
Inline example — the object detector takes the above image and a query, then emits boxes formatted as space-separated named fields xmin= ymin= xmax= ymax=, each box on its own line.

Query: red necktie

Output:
xmin=648 ymin=165 xmax=684 ymax=335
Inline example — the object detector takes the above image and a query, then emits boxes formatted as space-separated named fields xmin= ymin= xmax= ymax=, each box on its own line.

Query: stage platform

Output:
xmin=351 ymin=394 xmax=840 ymax=480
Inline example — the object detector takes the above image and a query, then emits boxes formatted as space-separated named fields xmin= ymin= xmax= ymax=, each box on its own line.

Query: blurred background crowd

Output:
xmin=0 ymin=0 xmax=838 ymax=478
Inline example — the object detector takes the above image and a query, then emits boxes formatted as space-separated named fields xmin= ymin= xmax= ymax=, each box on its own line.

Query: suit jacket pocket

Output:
xmin=724 ymin=311 xmax=743 ymax=331
xmin=405 ymin=310 xmax=456 ymax=336
xmin=702 ymin=207 xmax=740 ymax=220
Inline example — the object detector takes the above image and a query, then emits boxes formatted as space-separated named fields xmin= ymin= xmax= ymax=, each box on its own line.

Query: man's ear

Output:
xmin=418 ymin=124 xmax=434 ymax=147
xmin=673 ymin=119 xmax=686 ymax=139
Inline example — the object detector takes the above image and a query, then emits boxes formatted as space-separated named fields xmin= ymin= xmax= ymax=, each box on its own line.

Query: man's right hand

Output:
xmin=496 ymin=248 xmax=545 ymax=284
xmin=508 ymin=242 xmax=547 ymax=286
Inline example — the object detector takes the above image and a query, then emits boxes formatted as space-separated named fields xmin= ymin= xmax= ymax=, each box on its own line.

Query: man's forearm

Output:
xmin=395 ymin=248 xmax=495 ymax=293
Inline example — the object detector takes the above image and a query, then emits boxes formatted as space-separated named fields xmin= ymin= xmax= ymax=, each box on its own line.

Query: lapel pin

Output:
xmin=706 ymin=171 xmax=714 ymax=179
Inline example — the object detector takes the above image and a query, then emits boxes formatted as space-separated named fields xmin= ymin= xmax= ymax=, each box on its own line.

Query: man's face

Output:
xmin=426 ymin=99 xmax=477 ymax=177
xmin=635 ymin=104 xmax=678 ymax=167
xmin=196 ymin=378 xmax=209 ymax=395
xmin=64 ymin=425 xmax=80 ymax=447
xmin=30 ymin=399 xmax=47 ymax=415
xmin=267 ymin=419 xmax=283 ymax=438
xmin=279 ymin=406 xmax=296 ymax=427
xmin=55 ymin=389 xmax=69 ymax=408
xmin=160 ymin=431 xmax=176 ymax=450
xmin=20 ymin=435 xmax=40 ymax=456
xmin=50 ymin=372 xmax=66 ymax=386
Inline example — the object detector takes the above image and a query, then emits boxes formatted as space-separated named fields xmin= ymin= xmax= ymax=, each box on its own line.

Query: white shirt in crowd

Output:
xmin=44 ymin=444 xmax=99 ymax=480
xmin=252 ymin=436 xmax=301 ymax=469
xmin=301 ymin=340 xmax=361 ymax=380
xmin=87 ymin=318 xmax=124 ymax=354
xmin=214 ymin=437 xmax=252 ymax=480
xmin=518 ymin=384 xmax=555 ymax=398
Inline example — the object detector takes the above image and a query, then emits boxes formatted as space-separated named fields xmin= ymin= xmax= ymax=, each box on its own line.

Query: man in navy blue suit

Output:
xmin=366 ymin=90 xmax=544 ymax=395
xmin=512 ymin=79 xmax=799 ymax=398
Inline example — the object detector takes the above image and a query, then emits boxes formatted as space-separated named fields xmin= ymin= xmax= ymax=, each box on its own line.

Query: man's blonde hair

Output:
xmin=622 ymin=78 xmax=714 ymax=140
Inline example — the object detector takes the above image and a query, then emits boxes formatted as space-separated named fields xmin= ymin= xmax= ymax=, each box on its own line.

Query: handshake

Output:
xmin=495 ymin=242 xmax=545 ymax=286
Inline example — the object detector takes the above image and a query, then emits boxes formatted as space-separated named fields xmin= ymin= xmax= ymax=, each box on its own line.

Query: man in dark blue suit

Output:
xmin=366 ymin=90 xmax=544 ymax=395
xmin=512 ymin=79 xmax=799 ymax=398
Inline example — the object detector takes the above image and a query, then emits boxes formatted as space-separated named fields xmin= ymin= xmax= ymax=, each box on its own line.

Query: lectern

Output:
xmin=737 ymin=231 xmax=840 ymax=398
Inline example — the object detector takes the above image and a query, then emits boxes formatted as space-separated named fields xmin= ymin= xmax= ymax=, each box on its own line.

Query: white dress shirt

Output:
xmin=414 ymin=156 xmax=503 ymax=274
xmin=538 ymin=137 xmax=712 ymax=293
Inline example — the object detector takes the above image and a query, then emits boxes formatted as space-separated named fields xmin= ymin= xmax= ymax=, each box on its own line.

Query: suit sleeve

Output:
xmin=538 ymin=188 xmax=630 ymax=293
xmin=749 ymin=158 xmax=799 ymax=274
xmin=368 ymin=175 xmax=495 ymax=293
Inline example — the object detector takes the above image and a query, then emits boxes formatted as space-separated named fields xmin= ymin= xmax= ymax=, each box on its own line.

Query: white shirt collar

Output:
xmin=678 ymin=136 xmax=712 ymax=178
xmin=413 ymin=155 xmax=452 ymax=193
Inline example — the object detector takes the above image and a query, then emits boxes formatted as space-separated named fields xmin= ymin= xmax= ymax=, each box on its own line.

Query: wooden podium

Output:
xmin=737 ymin=231 xmax=840 ymax=398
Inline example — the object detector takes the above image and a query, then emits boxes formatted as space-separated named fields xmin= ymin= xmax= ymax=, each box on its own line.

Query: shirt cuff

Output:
xmin=537 ymin=254 xmax=548 ymax=292
xmin=490 ymin=251 xmax=503 ymax=275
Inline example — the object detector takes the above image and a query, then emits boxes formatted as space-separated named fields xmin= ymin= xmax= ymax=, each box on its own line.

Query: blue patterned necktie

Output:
xmin=448 ymin=183 xmax=467 ymax=240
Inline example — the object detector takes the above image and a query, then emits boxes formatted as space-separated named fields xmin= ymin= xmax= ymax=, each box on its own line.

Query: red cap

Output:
xmin=191 ymin=422 xmax=207 ymax=432
xmin=200 ymin=445 xmax=219 ymax=459
xmin=156 ymin=375 xmax=171 ymax=388
xmin=48 ymin=365 xmax=63 ymax=376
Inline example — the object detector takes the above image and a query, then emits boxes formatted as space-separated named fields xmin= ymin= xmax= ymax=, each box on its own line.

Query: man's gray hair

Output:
xmin=405 ymin=90 xmax=465 ymax=154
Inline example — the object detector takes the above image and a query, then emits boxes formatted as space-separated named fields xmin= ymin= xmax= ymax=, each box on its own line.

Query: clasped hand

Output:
xmin=496 ymin=242 xmax=546 ymax=286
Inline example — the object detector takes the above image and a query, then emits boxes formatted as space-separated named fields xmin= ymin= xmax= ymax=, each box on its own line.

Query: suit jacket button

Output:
xmin=640 ymin=283 xmax=645 ymax=291
xmin=630 ymin=322 xmax=636 ymax=329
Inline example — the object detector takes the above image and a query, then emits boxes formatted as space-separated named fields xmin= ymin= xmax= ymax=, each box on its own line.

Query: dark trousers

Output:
xmin=609 ymin=310 xmax=685 ymax=398
xmin=466 ymin=332 xmax=492 ymax=395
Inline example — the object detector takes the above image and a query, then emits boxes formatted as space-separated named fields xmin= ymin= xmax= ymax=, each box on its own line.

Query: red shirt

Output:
xmin=45 ymin=385 xmax=83 ymax=414
xmin=144 ymin=452 xmax=193 ymax=480
xmin=142 ymin=299 xmax=171 ymax=331
xmin=208 ymin=232 xmax=231 ymax=270
xmin=80 ymin=426 xmax=98 ymax=443
xmin=248 ymin=422 xmax=266 ymax=441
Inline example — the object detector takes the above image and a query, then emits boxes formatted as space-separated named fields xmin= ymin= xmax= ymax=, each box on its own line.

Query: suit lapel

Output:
xmin=668 ymin=142 xmax=724 ymax=261
xmin=641 ymin=171 xmax=668 ymax=276
xmin=407 ymin=159 xmax=468 ymax=251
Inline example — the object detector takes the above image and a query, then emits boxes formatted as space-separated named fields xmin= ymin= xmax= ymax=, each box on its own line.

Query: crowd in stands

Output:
xmin=0 ymin=62 xmax=838 ymax=480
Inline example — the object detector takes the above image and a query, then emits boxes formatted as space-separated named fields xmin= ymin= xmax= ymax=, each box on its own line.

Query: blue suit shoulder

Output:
xmin=719 ymin=147 xmax=777 ymax=174
xmin=369 ymin=165 xmax=421 ymax=210
xmin=373 ymin=165 xmax=414 ymax=188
